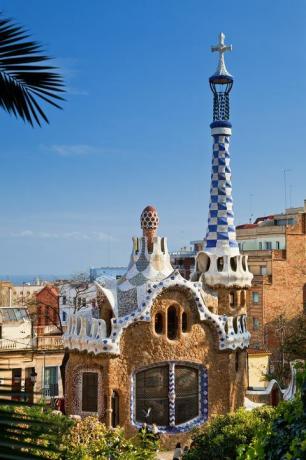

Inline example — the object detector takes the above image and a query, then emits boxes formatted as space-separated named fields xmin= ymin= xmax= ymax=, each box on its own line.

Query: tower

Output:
xmin=194 ymin=33 xmax=252 ymax=310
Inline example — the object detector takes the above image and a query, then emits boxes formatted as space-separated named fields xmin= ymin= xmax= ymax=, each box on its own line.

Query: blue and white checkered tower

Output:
xmin=195 ymin=33 xmax=253 ymax=288
xmin=205 ymin=32 xmax=237 ymax=256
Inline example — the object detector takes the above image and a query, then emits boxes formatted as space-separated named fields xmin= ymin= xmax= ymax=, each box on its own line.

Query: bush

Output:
xmin=1 ymin=407 xmax=159 ymax=459
xmin=63 ymin=416 xmax=159 ymax=460
xmin=237 ymin=398 xmax=306 ymax=460
xmin=184 ymin=407 xmax=274 ymax=460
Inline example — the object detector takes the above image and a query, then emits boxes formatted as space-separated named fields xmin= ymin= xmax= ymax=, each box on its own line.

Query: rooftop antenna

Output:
xmin=249 ymin=193 xmax=254 ymax=223
xmin=283 ymin=169 xmax=291 ymax=212
xmin=289 ymin=184 xmax=293 ymax=208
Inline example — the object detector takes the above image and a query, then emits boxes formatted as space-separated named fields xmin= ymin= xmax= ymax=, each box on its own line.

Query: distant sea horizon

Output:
xmin=0 ymin=274 xmax=73 ymax=285
xmin=0 ymin=267 xmax=127 ymax=285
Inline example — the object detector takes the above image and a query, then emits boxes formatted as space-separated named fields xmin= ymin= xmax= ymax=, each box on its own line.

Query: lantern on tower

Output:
xmin=209 ymin=32 xmax=233 ymax=124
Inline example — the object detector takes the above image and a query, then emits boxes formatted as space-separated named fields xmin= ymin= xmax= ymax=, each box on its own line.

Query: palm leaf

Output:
xmin=0 ymin=15 xmax=64 ymax=126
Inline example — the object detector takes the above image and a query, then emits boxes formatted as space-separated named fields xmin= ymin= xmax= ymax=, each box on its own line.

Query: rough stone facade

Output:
xmin=65 ymin=288 xmax=247 ymax=448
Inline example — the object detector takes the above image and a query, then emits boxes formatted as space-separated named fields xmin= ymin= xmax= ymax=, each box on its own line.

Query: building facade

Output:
xmin=237 ymin=205 xmax=306 ymax=368
xmin=58 ymin=281 xmax=99 ymax=328
xmin=171 ymin=203 xmax=306 ymax=377
xmin=0 ymin=305 xmax=64 ymax=405
xmin=64 ymin=33 xmax=253 ymax=447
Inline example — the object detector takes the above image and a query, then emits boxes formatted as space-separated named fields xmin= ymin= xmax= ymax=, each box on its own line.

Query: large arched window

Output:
xmin=167 ymin=306 xmax=178 ymax=340
xmin=134 ymin=363 xmax=207 ymax=429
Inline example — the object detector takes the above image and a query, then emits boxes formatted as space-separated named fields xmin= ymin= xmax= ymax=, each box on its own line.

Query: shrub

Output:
xmin=63 ymin=416 xmax=159 ymax=460
xmin=237 ymin=398 xmax=306 ymax=460
xmin=184 ymin=407 xmax=274 ymax=460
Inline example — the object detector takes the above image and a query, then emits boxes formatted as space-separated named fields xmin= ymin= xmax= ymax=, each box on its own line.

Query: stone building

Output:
xmin=236 ymin=203 xmax=306 ymax=368
xmin=64 ymin=33 xmax=254 ymax=446
xmin=0 ymin=280 xmax=45 ymax=308
xmin=57 ymin=281 xmax=99 ymax=329
xmin=0 ymin=305 xmax=64 ymax=405
xmin=171 ymin=203 xmax=306 ymax=372
xmin=36 ymin=285 xmax=61 ymax=334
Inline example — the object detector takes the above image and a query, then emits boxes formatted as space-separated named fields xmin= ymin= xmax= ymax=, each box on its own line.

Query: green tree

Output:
xmin=184 ymin=407 xmax=274 ymax=460
xmin=0 ymin=12 xmax=64 ymax=459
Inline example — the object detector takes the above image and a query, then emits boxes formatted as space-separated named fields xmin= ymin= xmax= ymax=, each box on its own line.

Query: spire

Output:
xmin=194 ymin=33 xmax=253 ymax=289
xmin=205 ymin=33 xmax=237 ymax=256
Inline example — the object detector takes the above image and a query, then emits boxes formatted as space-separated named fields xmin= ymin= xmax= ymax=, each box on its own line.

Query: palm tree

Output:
xmin=0 ymin=13 xmax=65 ymax=459
xmin=0 ymin=14 xmax=64 ymax=126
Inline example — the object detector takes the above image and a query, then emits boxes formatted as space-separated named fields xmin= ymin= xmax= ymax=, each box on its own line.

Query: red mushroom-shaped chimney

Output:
xmin=140 ymin=205 xmax=159 ymax=252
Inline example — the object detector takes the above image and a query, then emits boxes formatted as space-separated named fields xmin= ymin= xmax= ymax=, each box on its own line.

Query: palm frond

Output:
xmin=0 ymin=15 xmax=64 ymax=126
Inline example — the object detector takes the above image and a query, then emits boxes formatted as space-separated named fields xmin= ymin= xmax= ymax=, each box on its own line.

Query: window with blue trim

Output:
xmin=134 ymin=363 xmax=201 ymax=428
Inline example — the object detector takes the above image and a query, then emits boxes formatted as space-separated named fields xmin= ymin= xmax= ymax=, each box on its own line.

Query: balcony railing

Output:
xmin=252 ymin=274 xmax=272 ymax=285
xmin=0 ymin=335 xmax=63 ymax=351
xmin=36 ymin=336 xmax=63 ymax=350
xmin=0 ymin=337 xmax=34 ymax=350
xmin=43 ymin=383 xmax=59 ymax=397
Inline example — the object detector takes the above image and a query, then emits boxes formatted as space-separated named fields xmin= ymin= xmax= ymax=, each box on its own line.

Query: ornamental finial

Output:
xmin=211 ymin=32 xmax=232 ymax=77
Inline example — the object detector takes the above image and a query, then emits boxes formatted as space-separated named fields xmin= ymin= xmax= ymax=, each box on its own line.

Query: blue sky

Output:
xmin=0 ymin=0 xmax=305 ymax=275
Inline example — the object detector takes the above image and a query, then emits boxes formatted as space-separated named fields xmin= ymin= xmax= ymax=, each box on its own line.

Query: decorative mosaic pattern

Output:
xmin=130 ymin=361 xmax=208 ymax=434
xmin=204 ymin=133 xmax=239 ymax=254
xmin=64 ymin=269 xmax=250 ymax=355
xmin=117 ymin=288 xmax=138 ymax=317
xmin=169 ymin=363 xmax=175 ymax=427
xmin=140 ymin=206 xmax=159 ymax=230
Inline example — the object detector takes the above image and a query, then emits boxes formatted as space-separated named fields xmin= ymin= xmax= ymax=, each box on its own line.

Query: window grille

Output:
xmin=136 ymin=366 xmax=169 ymax=426
xmin=135 ymin=364 xmax=202 ymax=428
xmin=175 ymin=366 xmax=198 ymax=425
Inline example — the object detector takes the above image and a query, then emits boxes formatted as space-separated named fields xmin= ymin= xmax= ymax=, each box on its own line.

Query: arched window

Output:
xmin=155 ymin=313 xmax=163 ymax=334
xmin=229 ymin=291 xmax=235 ymax=308
xmin=230 ymin=256 xmax=237 ymax=271
xmin=217 ymin=257 xmax=224 ymax=272
xmin=134 ymin=363 xmax=204 ymax=428
xmin=167 ymin=306 xmax=178 ymax=340
xmin=182 ymin=312 xmax=188 ymax=333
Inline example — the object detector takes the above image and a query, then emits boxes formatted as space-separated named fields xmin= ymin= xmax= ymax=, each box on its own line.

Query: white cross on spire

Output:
xmin=211 ymin=32 xmax=232 ymax=77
